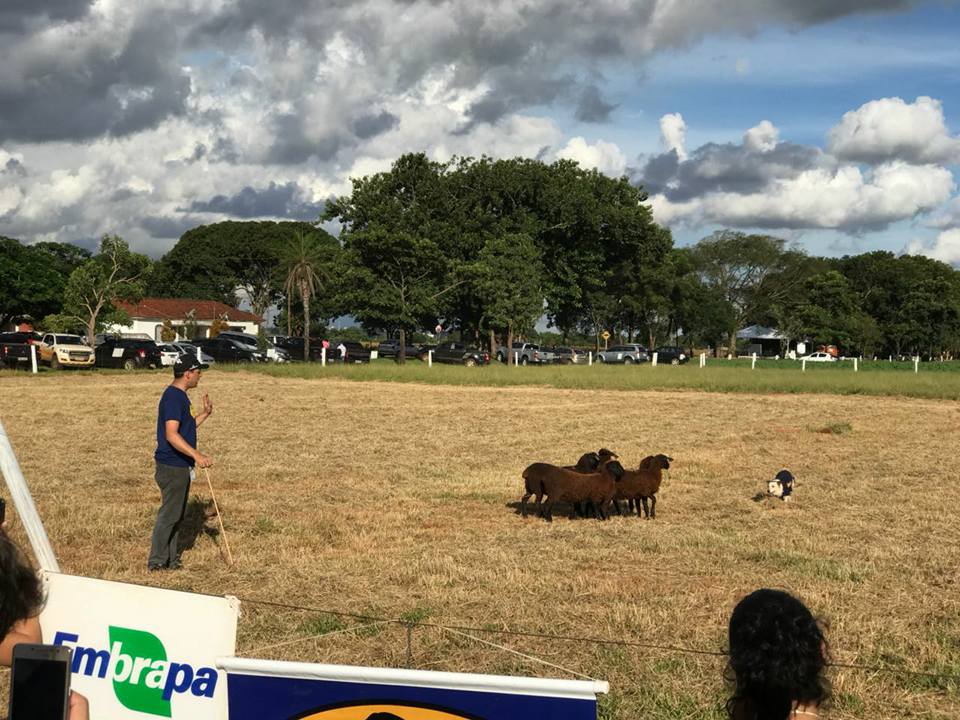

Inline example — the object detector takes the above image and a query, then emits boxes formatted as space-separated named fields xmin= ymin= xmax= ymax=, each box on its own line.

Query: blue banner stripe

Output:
xmin=227 ymin=673 xmax=598 ymax=720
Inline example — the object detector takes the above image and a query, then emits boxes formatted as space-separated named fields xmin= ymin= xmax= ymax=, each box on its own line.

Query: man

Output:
xmin=148 ymin=354 xmax=212 ymax=571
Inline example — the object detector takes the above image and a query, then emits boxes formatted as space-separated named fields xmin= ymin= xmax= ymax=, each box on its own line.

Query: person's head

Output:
xmin=0 ymin=530 xmax=43 ymax=641
xmin=726 ymin=589 xmax=829 ymax=720
xmin=173 ymin=354 xmax=208 ymax=388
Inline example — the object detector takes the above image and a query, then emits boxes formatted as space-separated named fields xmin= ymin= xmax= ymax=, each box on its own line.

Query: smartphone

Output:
xmin=8 ymin=643 xmax=73 ymax=720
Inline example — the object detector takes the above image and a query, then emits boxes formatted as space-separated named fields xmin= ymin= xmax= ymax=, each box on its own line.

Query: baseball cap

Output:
xmin=173 ymin=353 xmax=209 ymax=375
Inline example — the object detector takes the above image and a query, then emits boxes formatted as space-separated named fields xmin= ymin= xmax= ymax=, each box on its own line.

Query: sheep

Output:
xmin=520 ymin=448 xmax=619 ymax=517
xmin=538 ymin=460 xmax=626 ymax=522
xmin=611 ymin=454 xmax=672 ymax=519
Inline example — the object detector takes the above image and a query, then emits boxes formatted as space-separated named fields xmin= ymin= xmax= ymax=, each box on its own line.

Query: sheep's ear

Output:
xmin=608 ymin=461 xmax=625 ymax=479
xmin=660 ymin=454 xmax=673 ymax=468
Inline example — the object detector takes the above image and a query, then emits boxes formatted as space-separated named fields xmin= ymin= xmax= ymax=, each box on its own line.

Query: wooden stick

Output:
xmin=202 ymin=467 xmax=234 ymax=566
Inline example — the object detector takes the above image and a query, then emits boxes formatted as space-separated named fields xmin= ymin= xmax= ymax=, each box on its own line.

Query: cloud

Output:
xmin=187 ymin=181 xmax=326 ymax=220
xmin=659 ymin=113 xmax=687 ymax=161
xmin=556 ymin=137 xmax=627 ymax=177
xmin=0 ymin=0 xmax=92 ymax=32
xmin=575 ymin=85 xmax=618 ymax=123
xmin=352 ymin=111 xmax=400 ymax=139
xmin=641 ymin=119 xmax=821 ymax=201
xmin=905 ymin=228 xmax=960 ymax=266
xmin=926 ymin=197 xmax=960 ymax=230
xmin=652 ymin=161 xmax=954 ymax=232
xmin=828 ymin=96 xmax=960 ymax=165
xmin=139 ymin=214 xmax=208 ymax=240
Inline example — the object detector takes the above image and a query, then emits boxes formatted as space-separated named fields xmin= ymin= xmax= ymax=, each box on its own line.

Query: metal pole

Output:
xmin=30 ymin=344 xmax=38 ymax=374
xmin=699 ymin=353 xmax=705 ymax=368
xmin=802 ymin=358 xmax=807 ymax=372
xmin=0 ymin=420 xmax=60 ymax=571
xmin=651 ymin=352 xmax=658 ymax=367
xmin=588 ymin=351 xmax=592 ymax=366
xmin=854 ymin=358 xmax=858 ymax=372
xmin=321 ymin=347 xmax=326 ymax=367
xmin=751 ymin=353 xmax=757 ymax=370
xmin=428 ymin=350 xmax=433 ymax=368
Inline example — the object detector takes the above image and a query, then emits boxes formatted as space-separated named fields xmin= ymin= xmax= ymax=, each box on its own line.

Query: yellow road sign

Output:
xmin=601 ymin=331 xmax=611 ymax=340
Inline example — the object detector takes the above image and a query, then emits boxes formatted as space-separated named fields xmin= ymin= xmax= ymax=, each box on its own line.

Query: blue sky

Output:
xmin=1 ymin=0 xmax=959 ymax=264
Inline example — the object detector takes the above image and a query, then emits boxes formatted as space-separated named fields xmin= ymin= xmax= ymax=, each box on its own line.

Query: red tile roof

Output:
xmin=114 ymin=298 xmax=262 ymax=323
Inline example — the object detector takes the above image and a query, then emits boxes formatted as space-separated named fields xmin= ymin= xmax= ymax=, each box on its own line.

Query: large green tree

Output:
xmin=691 ymin=231 xmax=807 ymax=357
xmin=280 ymin=230 xmax=340 ymax=360
xmin=472 ymin=233 xmax=544 ymax=363
xmin=61 ymin=234 xmax=152 ymax=345
xmin=149 ymin=221 xmax=313 ymax=319
xmin=0 ymin=237 xmax=91 ymax=326
xmin=324 ymin=154 xmax=463 ymax=363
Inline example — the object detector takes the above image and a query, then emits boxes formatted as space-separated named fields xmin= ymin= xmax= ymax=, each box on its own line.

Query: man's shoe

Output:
xmin=169 ymin=560 xmax=183 ymax=570
xmin=148 ymin=564 xmax=167 ymax=572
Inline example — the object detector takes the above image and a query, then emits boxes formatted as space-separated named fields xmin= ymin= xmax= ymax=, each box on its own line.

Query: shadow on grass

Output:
xmin=178 ymin=495 xmax=220 ymax=552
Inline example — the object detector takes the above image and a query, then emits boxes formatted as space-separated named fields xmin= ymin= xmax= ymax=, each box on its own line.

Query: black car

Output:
xmin=269 ymin=335 xmax=325 ymax=361
xmin=653 ymin=346 xmax=690 ymax=365
xmin=377 ymin=339 xmax=422 ymax=359
xmin=420 ymin=341 xmax=489 ymax=366
xmin=192 ymin=337 xmax=263 ymax=363
xmin=0 ymin=331 xmax=41 ymax=368
xmin=329 ymin=340 xmax=371 ymax=363
xmin=94 ymin=337 xmax=162 ymax=370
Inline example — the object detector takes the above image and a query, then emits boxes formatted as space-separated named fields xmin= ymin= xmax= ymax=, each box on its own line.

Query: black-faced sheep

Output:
xmin=612 ymin=454 xmax=672 ymax=519
xmin=537 ymin=460 xmax=626 ymax=522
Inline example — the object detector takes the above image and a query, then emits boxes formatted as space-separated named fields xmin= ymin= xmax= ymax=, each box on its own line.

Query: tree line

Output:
xmin=3 ymin=152 xmax=959 ymax=360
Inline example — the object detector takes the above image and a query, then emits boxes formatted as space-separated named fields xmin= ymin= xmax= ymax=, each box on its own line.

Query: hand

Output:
xmin=202 ymin=392 xmax=213 ymax=415
xmin=68 ymin=691 xmax=89 ymax=720
xmin=195 ymin=453 xmax=213 ymax=468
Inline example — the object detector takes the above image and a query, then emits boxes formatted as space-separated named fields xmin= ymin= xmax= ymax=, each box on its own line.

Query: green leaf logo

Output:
xmin=108 ymin=626 xmax=171 ymax=717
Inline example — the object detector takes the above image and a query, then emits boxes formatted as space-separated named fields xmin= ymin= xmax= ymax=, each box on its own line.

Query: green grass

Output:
xmin=200 ymin=358 xmax=960 ymax=400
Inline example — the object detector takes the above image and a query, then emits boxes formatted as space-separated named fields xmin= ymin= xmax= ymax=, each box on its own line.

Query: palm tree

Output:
xmin=281 ymin=230 xmax=329 ymax=361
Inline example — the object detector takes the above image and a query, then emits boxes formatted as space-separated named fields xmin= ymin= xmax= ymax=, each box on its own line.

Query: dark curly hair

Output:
xmin=0 ymin=531 xmax=44 ymax=642
xmin=725 ymin=589 xmax=829 ymax=720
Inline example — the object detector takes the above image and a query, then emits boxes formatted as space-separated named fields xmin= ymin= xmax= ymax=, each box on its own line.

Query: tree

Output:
xmin=280 ymin=230 xmax=338 ymax=361
xmin=61 ymin=235 xmax=151 ymax=345
xmin=690 ymin=231 xmax=807 ymax=357
xmin=783 ymin=271 xmax=864 ymax=351
xmin=149 ymin=221 xmax=310 ymax=318
xmin=472 ymin=234 xmax=544 ymax=364
xmin=0 ymin=237 xmax=91 ymax=326
xmin=324 ymin=154 xmax=463 ymax=363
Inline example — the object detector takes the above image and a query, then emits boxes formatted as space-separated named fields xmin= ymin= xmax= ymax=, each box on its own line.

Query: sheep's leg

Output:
xmin=649 ymin=494 xmax=657 ymax=519
xmin=640 ymin=496 xmax=650 ymax=519
xmin=534 ymin=492 xmax=544 ymax=517
xmin=611 ymin=499 xmax=623 ymax=516
xmin=543 ymin=500 xmax=554 ymax=522
xmin=627 ymin=498 xmax=636 ymax=514
xmin=520 ymin=492 xmax=531 ymax=517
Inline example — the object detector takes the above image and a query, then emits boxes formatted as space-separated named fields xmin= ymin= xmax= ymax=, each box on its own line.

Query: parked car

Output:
xmin=0 ymin=331 xmax=41 ymax=368
xmin=329 ymin=340 xmax=372 ymax=363
xmin=268 ymin=335 xmax=325 ymax=361
xmin=38 ymin=333 xmax=95 ymax=369
xmin=94 ymin=337 xmax=162 ymax=370
xmin=377 ymin=339 xmax=422 ymax=359
xmin=652 ymin=346 xmax=690 ymax=365
xmin=192 ymin=337 xmax=265 ymax=363
xmin=548 ymin=346 xmax=582 ymax=365
xmin=597 ymin=344 xmax=649 ymax=364
xmin=422 ymin=341 xmax=489 ymax=366
xmin=156 ymin=343 xmax=182 ymax=367
xmin=495 ymin=342 xmax=556 ymax=365
xmin=169 ymin=342 xmax=215 ymax=365
xmin=218 ymin=331 xmax=291 ymax=363
xmin=801 ymin=351 xmax=836 ymax=362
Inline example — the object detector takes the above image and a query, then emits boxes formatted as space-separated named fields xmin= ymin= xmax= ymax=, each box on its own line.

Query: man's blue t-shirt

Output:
xmin=155 ymin=386 xmax=197 ymax=467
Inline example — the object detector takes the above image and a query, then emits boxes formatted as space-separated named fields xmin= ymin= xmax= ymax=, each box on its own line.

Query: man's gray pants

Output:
xmin=148 ymin=462 xmax=191 ymax=569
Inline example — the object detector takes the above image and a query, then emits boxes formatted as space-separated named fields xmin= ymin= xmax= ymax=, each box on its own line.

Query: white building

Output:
xmin=109 ymin=298 xmax=262 ymax=341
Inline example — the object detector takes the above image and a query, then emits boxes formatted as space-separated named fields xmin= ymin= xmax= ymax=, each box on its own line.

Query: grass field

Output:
xmin=1 ymin=369 xmax=959 ymax=719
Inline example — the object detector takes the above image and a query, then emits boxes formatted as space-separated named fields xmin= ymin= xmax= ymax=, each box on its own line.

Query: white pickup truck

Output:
xmin=495 ymin=342 xmax=557 ymax=365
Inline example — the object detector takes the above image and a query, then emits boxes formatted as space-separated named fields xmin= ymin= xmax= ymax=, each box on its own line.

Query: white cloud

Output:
xmin=555 ymin=137 xmax=627 ymax=177
xmin=659 ymin=113 xmax=687 ymax=161
xmin=905 ymin=228 xmax=960 ymax=266
xmin=743 ymin=120 xmax=779 ymax=153
xmin=651 ymin=161 xmax=955 ymax=230
xmin=827 ymin=96 xmax=960 ymax=164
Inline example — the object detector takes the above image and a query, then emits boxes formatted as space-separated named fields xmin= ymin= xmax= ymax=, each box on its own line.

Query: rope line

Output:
xmin=237 ymin=595 xmax=960 ymax=682
xmin=244 ymin=621 xmax=392 ymax=656
xmin=437 ymin=626 xmax=596 ymax=681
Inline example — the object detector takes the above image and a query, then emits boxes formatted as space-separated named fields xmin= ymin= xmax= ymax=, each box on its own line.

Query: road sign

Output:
xmin=601 ymin=331 xmax=610 ymax=340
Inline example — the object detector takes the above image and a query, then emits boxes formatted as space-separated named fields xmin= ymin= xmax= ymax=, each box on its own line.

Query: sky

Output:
xmin=1 ymin=0 xmax=960 ymax=265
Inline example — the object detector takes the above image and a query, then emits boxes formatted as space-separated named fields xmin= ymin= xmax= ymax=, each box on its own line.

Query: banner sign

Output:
xmin=40 ymin=572 xmax=239 ymax=720
xmin=219 ymin=658 xmax=608 ymax=720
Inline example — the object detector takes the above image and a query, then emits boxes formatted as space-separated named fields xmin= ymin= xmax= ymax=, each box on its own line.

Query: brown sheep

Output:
xmin=538 ymin=460 xmax=625 ymax=522
xmin=520 ymin=448 xmax=619 ymax=517
xmin=612 ymin=454 xmax=672 ymax=519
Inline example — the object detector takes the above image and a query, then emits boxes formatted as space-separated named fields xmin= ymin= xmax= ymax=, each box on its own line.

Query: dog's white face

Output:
xmin=767 ymin=480 xmax=784 ymax=497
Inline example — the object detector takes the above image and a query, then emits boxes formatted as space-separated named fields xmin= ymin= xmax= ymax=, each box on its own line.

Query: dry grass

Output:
xmin=1 ymin=370 xmax=959 ymax=719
